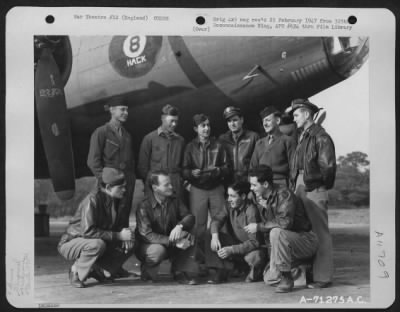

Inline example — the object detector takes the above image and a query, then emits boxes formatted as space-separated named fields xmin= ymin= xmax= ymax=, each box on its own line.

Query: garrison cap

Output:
xmin=193 ymin=113 xmax=210 ymax=127
xmin=285 ymin=98 xmax=321 ymax=115
xmin=161 ymin=104 xmax=179 ymax=116
xmin=102 ymin=168 xmax=126 ymax=186
xmin=259 ymin=106 xmax=281 ymax=120
xmin=223 ymin=106 xmax=242 ymax=120
xmin=108 ymin=96 xmax=128 ymax=107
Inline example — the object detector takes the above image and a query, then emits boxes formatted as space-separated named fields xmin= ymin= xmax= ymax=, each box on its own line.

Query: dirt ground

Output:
xmin=32 ymin=210 xmax=370 ymax=307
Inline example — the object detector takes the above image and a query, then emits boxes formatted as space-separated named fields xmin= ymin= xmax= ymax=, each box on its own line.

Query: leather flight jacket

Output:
xmin=291 ymin=124 xmax=336 ymax=192
xmin=135 ymin=193 xmax=195 ymax=246
xmin=58 ymin=190 xmax=126 ymax=248
xmin=253 ymin=185 xmax=312 ymax=234
xmin=219 ymin=129 xmax=259 ymax=183
xmin=183 ymin=137 xmax=230 ymax=190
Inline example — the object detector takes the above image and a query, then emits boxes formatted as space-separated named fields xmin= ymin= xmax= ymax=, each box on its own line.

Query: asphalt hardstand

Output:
xmin=32 ymin=222 xmax=370 ymax=307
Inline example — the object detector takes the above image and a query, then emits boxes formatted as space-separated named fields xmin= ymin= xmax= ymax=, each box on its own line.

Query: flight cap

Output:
xmin=223 ymin=106 xmax=242 ymax=120
xmin=285 ymin=98 xmax=321 ymax=115
xmin=260 ymin=106 xmax=281 ymax=120
xmin=108 ymin=96 xmax=128 ymax=107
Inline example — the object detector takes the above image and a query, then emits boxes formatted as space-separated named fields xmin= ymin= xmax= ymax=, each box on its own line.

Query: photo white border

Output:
xmin=5 ymin=6 xmax=396 ymax=308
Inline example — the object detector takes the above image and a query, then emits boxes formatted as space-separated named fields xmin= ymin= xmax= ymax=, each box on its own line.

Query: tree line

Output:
xmin=328 ymin=151 xmax=369 ymax=208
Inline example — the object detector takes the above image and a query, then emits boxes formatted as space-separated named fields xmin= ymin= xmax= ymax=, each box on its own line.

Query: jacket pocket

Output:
xmin=152 ymin=144 xmax=165 ymax=162
xmin=105 ymin=139 xmax=119 ymax=159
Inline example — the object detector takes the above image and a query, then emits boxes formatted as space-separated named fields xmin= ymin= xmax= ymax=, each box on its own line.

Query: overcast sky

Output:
xmin=309 ymin=61 xmax=369 ymax=158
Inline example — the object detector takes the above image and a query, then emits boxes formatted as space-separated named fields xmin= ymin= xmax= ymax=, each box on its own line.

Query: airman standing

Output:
xmin=250 ymin=106 xmax=296 ymax=187
xmin=182 ymin=114 xmax=230 ymax=264
xmin=286 ymin=98 xmax=336 ymax=289
xmin=219 ymin=106 xmax=259 ymax=185
xmin=138 ymin=104 xmax=185 ymax=200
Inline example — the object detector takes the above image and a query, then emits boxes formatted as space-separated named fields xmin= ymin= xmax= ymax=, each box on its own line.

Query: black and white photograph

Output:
xmin=5 ymin=7 xmax=395 ymax=308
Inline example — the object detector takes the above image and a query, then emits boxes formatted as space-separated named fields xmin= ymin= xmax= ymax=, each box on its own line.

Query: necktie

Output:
xmin=268 ymin=135 xmax=274 ymax=145
xmin=299 ymin=130 xmax=308 ymax=143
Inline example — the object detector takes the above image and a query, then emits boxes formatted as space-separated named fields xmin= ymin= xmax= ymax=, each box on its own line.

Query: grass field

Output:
xmin=328 ymin=208 xmax=369 ymax=225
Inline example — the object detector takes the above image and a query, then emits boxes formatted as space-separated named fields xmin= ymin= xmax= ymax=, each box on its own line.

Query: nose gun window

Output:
xmin=339 ymin=37 xmax=364 ymax=53
xmin=325 ymin=36 xmax=369 ymax=78
xmin=331 ymin=37 xmax=364 ymax=55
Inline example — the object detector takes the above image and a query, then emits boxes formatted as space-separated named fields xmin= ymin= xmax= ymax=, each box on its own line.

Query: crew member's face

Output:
xmin=227 ymin=115 xmax=244 ymax=133
xmin=293 ymin=109 xmax=308 ymax=129
xmin=162 ymin=115 xmax=179 ymax=133
xmin=262 ymin=114 xmax=280 ymax=134
xmin=110 ymin=106 xmax=128 ymax=123
xmin=153 ymin=174 xmax=174 ymax=197
xmin=194 ymin=119 xmax=211 ymax=139
xmin=108 ymin=182 xmax=127 ymax=199
xmin=227 ymin=187 xmax=245 ymax=209
xmin=249 ymin=176 xmax=267 ymax=198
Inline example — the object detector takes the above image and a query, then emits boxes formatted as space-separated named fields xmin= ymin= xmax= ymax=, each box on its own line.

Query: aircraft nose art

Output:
xmin=108 ymin=35 xmax=163 ymax=78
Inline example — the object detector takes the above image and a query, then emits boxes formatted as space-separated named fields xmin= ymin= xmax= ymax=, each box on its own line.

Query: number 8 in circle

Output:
xmin=123 ymin=35 xmax=147 ymax=58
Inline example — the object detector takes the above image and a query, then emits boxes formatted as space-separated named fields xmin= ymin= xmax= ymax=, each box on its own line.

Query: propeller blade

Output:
xmin=34 ymin=48 xmax=75 ymax=200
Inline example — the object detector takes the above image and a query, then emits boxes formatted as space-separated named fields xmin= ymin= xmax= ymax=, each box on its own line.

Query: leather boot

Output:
xmin=69 ymin=268 xmax=85 ymax=288
xmin=245 ymin=266 xmax=263 ymax=283
xmin=208 ymin=269 xmax=228 ymax=284
xmin=275 ymin=271 xmax=294 ymax=293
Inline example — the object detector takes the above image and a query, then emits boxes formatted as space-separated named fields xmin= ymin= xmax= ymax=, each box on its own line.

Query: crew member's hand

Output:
xmin=122 ymin=240 xmax=134 ymax=253
xmin=211 ymin=234 xmax=221 ymax=252
xmin=295 ymin=185 xmax=306 ymax=197
xmin=175 ymin=237 xmax=191 ymax=250
xmin=210 ymin=166 xmax=220 ymax=177
xmin=217 ymin=246 xmax=233 ymax=259
xmin=192 ymin=169 xmax=202 ymax=177
xmin=119 ymin=228 xmax=133 ymax=241
xmin=183 ymin=181 xmax=192 ymax=192
xmin=244 ymin=223 xmax=258 ymax=234
xmin=169 ymin=225 xmax=183 ymax=243
xmin=256 ymin=196 xmax=267 ymax=207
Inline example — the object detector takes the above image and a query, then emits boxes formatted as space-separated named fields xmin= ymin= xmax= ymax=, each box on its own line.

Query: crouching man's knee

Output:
xmin=84 ymin=239 xmax=107 ymax=256
xmin=144 ymin=244 xmax=168 ymax=265
xmin=269 ymin=228 xmax=284 ymax=244
xmin=244 ymin=249 xmax=267 ymax=267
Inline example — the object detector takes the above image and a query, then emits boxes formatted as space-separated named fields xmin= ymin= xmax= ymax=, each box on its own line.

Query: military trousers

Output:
xmin=265 ymin=228 xmax=318 ymax=284
xmin=120 ymin=172 xmax=136 ymax=227
xmin=58 ymin=238 xmax=134 ymax=281
xmin=273 ymin=177 xmax=289 ymax=187
xmin=189 ymin=184 xmax=225 ymax=262
xmin=296 ymin=173 xmax=334 ymax=283
xmin=136 ymin=242 xmax=199 ymax=279
xmin=205 ymin=231 xmax=267 ymax=281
